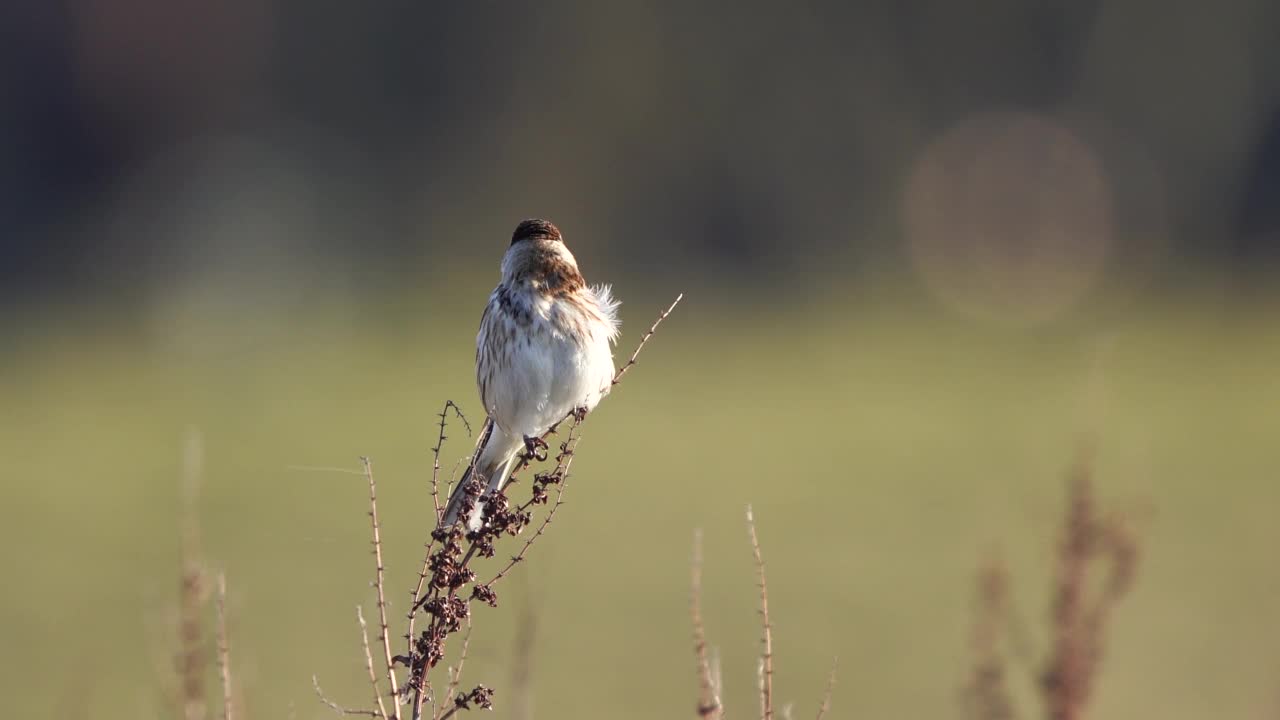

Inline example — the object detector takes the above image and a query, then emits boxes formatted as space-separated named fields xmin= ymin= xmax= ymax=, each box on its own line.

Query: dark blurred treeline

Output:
xmin=3 ymin=0 xmax=1279 ymax=303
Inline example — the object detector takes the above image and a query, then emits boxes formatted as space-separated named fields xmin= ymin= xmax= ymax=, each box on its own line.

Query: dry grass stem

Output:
xmin=313 ymin=675 xmax=382 ymax=718
xmin=964 ymin=557 xmax=1017 ymax=720
xmin=407 ymin=401 xmax=472 ymax=718
xmin=361 ymin=458 xmax=402 ymax=718
xmin=358 ymin=606 xmax=392 ymax=720
xmin=612 ymin=292 xmax=683 ymax=386
xmin=436 ymin=619 xmax=473 ymax=720
xmin=710 ymin=649 xmax=724 ymax=717
xmin=215 ymin=573 xmax=234 ymax=720
xmin=431 ymin=401 xmax=471 ymax=519
xmin=180 ymin=430 xmax=207 ymax=720
xmin=692 ymin=509 xmax=835 ymax=720
xmin=1042 ymin=458 xmax=1139 ymax=720
xmin=691 ymin=529 xmax=723 ymax=719
xmin=481 ymin=420 xmax=579 ymax=588
xmin=746 ymin=506 xmax=774 ymax=720
xmin=966 ymin=452 xmax=1140 ymax=720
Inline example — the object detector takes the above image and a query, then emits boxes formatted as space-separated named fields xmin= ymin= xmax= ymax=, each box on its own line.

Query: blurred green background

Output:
xmin=3 ymin=1 xmax=1280 ymax=718
xmin=4 ymin=287 xmax=1278 ymax=719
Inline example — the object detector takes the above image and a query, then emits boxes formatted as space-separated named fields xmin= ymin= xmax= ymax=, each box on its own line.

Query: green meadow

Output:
xmin=3 ymin=282 xmax=1277 ymax=719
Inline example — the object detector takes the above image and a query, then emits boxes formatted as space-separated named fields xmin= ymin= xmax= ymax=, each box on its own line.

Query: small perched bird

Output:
xmin=441 ymin=219 xmax=620 ymax=529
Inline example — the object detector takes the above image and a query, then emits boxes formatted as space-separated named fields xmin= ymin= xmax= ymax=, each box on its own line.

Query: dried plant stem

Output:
xmin=966 ymin=452 xmax=1139 ymax=720
xmin=710 ymin=650 xmax=724 ymax=717
xmin=1043 ymin=458 xmax=1138 ymax=720
xmin=435 ymin=705 xmax=464 ymax=720
xmin=431 ymin=401 xmax=471 ymax=520
xmin=358 ymin=606 xmax=392 ymax=720
xmin=180 ymin=430 xmax=206 ymax=720
xmin=314 ymin=676 xmax=382 ymax=718
xmin=1044 ymin=463 xmax=1093 ymax=720
xmin=965 ymin=556 xmax=1017 ymax=720
xmin=482 ymin=423 xmax=580 ymax=587
xmin=435 ymin=620 xmax=473 ymax=720
xmin=746 ymin=506 xmax=773 ymax=720
xmin=407 ymin=400 xmax=470 ymax=704
xmin=215 ymin=573 xmax=233 ymax=720
xmin=691 ymin=529 xmax=723 ymax=719
xmin=179 ymin=556 xmax=205 ymax=720
xmin=361 ymin=458 xmax=402 ymax=719
xmin=612 ymin=292 xmax=683 ymax=386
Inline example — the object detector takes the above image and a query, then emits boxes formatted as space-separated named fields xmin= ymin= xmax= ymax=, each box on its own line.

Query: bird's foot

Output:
xmin=522 ymin=435 xmax=549 ymax=462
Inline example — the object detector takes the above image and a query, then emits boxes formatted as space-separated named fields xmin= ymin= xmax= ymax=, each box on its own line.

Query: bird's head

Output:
xmin=501 ymin=218 xmax=584 ymax=295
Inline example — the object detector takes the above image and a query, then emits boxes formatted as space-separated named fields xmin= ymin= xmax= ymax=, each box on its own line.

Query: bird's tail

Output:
xmin=440 ymin=420 xmax=522 ymax=530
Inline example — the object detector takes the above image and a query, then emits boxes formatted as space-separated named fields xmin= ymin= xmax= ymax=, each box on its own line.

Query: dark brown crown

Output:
xmin=511 ymin=218 xmax=562 ymax=245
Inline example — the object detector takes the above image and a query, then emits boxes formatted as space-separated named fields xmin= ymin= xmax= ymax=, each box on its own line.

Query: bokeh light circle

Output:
xmin=902 ymin=112 xmax=1113 ymax=326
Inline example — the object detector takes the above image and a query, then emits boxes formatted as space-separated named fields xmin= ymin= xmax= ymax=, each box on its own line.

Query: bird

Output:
xmin=440 ymin=219 xmax=620 ymax=530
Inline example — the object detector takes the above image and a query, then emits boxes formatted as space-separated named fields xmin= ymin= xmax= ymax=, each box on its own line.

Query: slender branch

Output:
xmin=483 ymin=480 xmax=567 ymax=587
xmin=408 ymin=401 xmax=470 ymax=698
xmin=435 ymin=619 xmax=473 ymax=720
xmin=215 ymin=572 xmax=233 ymax=720
xmin=965 ymin=555 xmax=1017 ymax=720
xmin=814 ymin=658 xmax=837 ymax=720
xmin=431 ymin=401 xmax=471 ymax=520
xmin=361 ymin=458 xmax=401 ymax=719
xmin=692 ymin=529 xmax=722 ymax=719
xmin=180 ymin=429 xmax=206 ymax=720
xmin=612 ymin=293 xmax=683 ymax=386
xmin=358 ymin=606 xmax=391 ymax=720
xmin=314 ymin=675 xmax=383 ymax=718
xmin=711 ymin=649 xmax=724 ymax=716
xmin=756 ymin=660 xmax=766 ymax=720
xmin=482 ymin=423 xmax=580 ymax=587
xmin=746 ymin=506 xmax=773 ymax=720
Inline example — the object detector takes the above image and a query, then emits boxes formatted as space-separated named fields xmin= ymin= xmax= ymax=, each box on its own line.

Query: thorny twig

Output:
xmin=435 ymin=686 xmax=494 ymax=720
xmin=358 ymin=606 xmax=391 ymax=720
xmin=967 ymin=452 xmax=1139 ymax=720
xmin=407 ymin=401 xmax=470 ymax=717
xmin=435 ymin=619 xmax=473 ymax=720
xmin=964 ymin=556 xmax=1017 ymax=720
xmin=479 ymin=420 xmax=581 ymax=588
xmin=361 ymin=458 xmax=402 ymax=718
xmin=747 ymin=506 xmax=774 ymax=720
xmin=691 ymin=529 xmax=723 ymax=719
xmin=969 ymin=561 xmax=1012 ymax=719
xmin=1042 ymin=458 xmax=1138 ymax=720
xmin=180 ymin=430 xmax=206 ymax=720
xmin=431 ymin=401 xmax=472 ymax=520
xmin=313 ymin=676 xmax=382 ymax=718
xmin=613 ymin=292 xmax=682 ymax=386
xmin=692 ymin=509 xmax=839 ymax=720
xmin=215 ymin=573 xmax=233 ymax=720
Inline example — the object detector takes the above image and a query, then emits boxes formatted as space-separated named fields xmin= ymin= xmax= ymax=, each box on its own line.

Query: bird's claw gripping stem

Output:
xmin=522 ymin=435 xmax=550 ymax=462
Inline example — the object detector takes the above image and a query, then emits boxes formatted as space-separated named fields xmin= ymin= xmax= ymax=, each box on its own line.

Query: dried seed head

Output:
xmin=472 ymin=585 xmax=499 ymax=608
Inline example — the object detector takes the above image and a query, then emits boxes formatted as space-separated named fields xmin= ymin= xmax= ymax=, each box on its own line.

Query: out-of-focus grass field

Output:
xmin=2 ymin=283 xmax=1278 ymax=720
